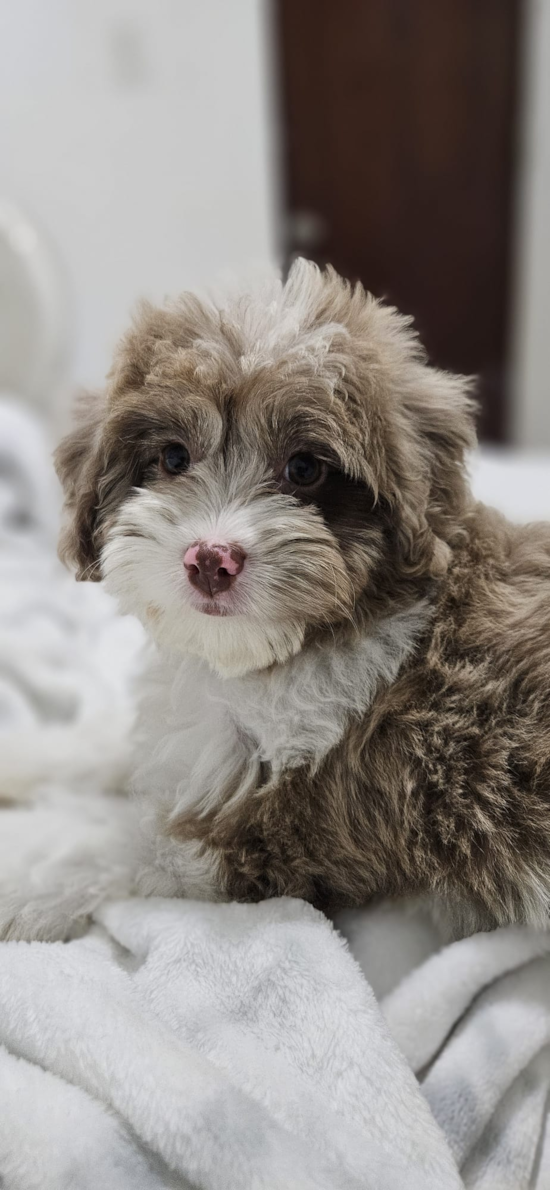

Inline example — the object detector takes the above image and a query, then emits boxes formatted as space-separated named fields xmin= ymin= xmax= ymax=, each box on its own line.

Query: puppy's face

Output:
xmin=56 ymin=262 xmax=475 ymax=676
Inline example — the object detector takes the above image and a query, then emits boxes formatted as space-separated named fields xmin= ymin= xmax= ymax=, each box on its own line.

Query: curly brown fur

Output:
xmin=55 ymin=260 xmax=550 ymax=933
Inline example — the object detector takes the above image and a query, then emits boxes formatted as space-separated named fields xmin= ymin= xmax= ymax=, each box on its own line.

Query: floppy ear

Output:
xmin=392 ymin=363 xmax=478 ymax=580
xmin=54 ymin=391 xmax=107 ymax=580
xmin=54 ymin=300 xmax=186 ymax=581
xmin=326 ymin=276 xmax=478 ymax=583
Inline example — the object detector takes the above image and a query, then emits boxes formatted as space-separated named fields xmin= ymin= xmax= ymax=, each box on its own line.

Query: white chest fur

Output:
xmin=133 ymin=602 xmax=429 ymax=828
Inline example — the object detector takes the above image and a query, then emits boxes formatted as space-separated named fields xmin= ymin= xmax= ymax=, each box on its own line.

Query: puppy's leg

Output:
xmin=0 ymin=790 xmax=138 ymax=942
xmin=134 ymin=812 xmax=225 ymax=902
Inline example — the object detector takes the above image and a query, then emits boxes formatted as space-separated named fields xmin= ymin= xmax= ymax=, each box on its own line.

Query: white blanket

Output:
xmin=340 ymin=903 xmax=550 ymax=1189
xmin=1 ymin=397 xmax=550 ymax=1190
xmin=0 ymin=896 xmax=460 ymax=1190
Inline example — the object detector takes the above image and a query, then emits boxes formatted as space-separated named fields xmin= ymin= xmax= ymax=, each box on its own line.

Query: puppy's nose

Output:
xmin=183 ymin=540 xmax=246 ymax=596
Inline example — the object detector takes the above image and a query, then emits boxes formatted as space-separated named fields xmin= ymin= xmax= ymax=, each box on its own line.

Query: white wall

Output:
xmin=0 ymin=0 xmax=276 ymax=396
xmin=512 ymin=0 xmax=550 ymax=446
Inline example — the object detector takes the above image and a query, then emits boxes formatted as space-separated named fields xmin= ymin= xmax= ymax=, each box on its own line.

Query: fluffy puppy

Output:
xmin=56 ymin=259 xmax=550 ymax=934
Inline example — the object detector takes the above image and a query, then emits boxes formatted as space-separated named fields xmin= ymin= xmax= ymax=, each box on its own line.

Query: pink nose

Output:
xmin=183 ymin=540 xmax=246 ymax=597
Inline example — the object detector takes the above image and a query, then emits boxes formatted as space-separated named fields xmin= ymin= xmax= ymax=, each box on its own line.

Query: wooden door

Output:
xmin=275 ymin=0 xmax=523 ymax=441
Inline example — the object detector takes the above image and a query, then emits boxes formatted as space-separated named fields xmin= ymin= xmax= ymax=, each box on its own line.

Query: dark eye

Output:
xmin=283 ymin=452 xmax=325 ymax=488
xmin=161 ymin=442 xmax=190 ymax=475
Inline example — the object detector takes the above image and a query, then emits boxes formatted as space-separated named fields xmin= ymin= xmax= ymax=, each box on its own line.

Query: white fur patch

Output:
xmin=231 ymin=603 xmax=430 ymax=773
xmin=132 ymin=602 xmax=429 ymax=898
xmin=208 ymin=258 xmax=352 ymax=378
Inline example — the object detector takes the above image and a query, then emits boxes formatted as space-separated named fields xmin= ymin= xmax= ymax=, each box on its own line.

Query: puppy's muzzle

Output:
xmin=184 ymin=540 xmax=247 ymax=597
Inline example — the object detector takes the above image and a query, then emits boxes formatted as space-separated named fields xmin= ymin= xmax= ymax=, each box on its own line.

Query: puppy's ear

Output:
xmin=54 ymin=301 xmax=182 ymax=581
xmin=54 ymin=391 xmax=108 ymax=581
xmin=404 ymin=363 xmax=477 ymax=502
xmin=328 ymin=278 xmax=478 ymax=582
xmin=393 ymin=363 xmax=478 ymax=579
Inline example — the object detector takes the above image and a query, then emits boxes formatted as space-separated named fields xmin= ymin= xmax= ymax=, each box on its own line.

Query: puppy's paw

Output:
xmin=0 ymin=791 xmax=138 ymax=943
xmin=0 ymin=893 xmax=90 ymax=943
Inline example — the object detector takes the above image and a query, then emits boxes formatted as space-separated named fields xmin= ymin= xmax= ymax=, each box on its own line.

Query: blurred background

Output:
xmin=0 ymin=0 xmax=549 ymax=446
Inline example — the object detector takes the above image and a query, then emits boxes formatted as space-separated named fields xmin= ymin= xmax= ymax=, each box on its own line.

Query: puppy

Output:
xmin=56 ymin=259 xmax=550 ymax=935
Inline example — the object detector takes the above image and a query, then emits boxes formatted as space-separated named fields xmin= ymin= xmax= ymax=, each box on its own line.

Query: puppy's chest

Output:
xmin=137 ymin=604 xmax=428 ymax=817
xmin=141 ymin=654 xmax=352 ymax=811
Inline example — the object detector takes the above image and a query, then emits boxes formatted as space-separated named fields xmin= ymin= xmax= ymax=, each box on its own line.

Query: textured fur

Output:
xmin=130 ymin=602 xmax=430 ymax=901
xmin=55 ymin=259 xmax=550 ymax=933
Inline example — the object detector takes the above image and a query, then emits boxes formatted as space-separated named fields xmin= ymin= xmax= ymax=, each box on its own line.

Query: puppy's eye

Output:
xmin=161 ymin=443 xmax=190 ymax=475
xmin=283 ymin=452 xmax=326 ymax=488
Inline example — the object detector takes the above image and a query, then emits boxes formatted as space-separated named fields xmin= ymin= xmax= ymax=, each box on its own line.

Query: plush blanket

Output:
xmin=1 ymin=396 xmax=549 ymax=1190
xmin=0 ymin=896 xmax=461 ymax=1190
